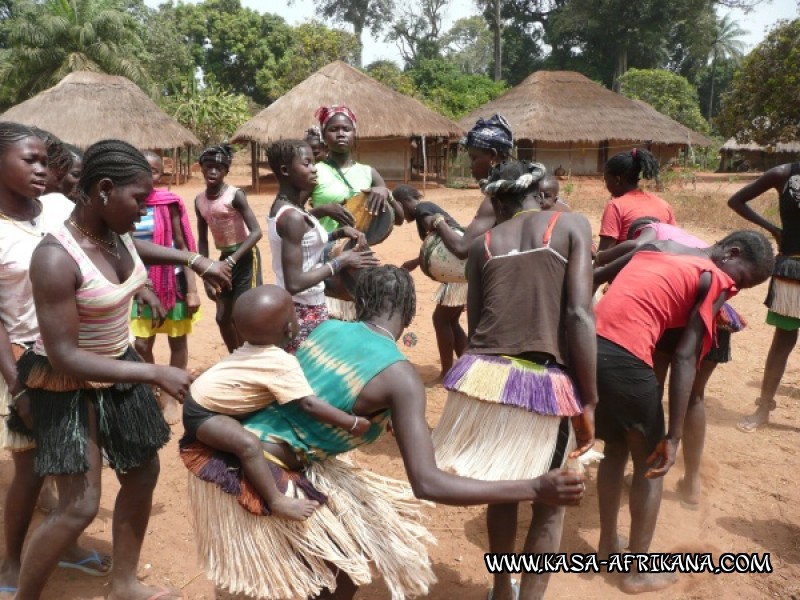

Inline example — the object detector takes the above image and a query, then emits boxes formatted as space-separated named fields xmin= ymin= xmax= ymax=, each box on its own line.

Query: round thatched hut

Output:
xmin=459 ymin=71 xmax=711 ymax=176
xmin=232 ymin=60 xmax=463 ymax=191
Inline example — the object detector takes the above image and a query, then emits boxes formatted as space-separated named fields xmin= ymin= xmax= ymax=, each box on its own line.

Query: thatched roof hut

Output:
xmin=719 ymin=138 xmax=800 ymax=172
xmin=232 ymin=60 xmax=463 ymax=189
xmin=1 ymin=71 xmax=199 ymax=150
xmin=459 ymin=70 xmax=711 ymax=175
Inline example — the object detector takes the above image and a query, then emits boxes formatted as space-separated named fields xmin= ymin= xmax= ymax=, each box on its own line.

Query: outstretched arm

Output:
xmin=727 ymin=165 xmax=790 ymax=244
xmin=431 ymin=196 xmax=495 ymax=259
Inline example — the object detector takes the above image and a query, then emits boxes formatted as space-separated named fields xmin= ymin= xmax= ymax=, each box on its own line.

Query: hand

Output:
xmin=13 ymin=390 xmax=33 ymax=430
xmin=135 ymin=287 xmax=166 ymax=329
xmin=203 ymin=280 xmax=218 ymax=301
xmin=569 ymin=406 xmax=595 ymax=459
xmin=152 ymin=365 xmax=191 ymax=403
xmin=197 ymin=258 xmax=232 ymax=291
xmin=533 ymin=468 xmax=586 ymax=506
xmin=351 ymin=416 xmax=372 ymax=436
xmin=340 ymin=226 xmax=369 ymax=250
xmin=338 ymin=249 xmax=381 ymax=270
xmin=185 ymin=291 xmax=201 ymax=316
xmin=420 ymin=214 xmax=437 ymax=233
xmin=364 ymin=187 xmax=389 ymax=216
xmin=646 ymin=437 xmax=679 ymax=478
xmin=402 ymin=258 xmax=419 ymax=272
xmin=320 ymin=203 xmax=355 ymax=227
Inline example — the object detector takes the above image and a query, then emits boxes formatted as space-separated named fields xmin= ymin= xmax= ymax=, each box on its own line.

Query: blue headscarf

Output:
xmin=462 ymin=114 xmax=514 ymax=154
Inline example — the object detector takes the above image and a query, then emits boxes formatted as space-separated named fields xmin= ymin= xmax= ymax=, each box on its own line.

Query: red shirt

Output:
xmin=595 ymin=252 xmax=736 ymax=367
xmin=599 ymin=189 xmax=676 ymax=243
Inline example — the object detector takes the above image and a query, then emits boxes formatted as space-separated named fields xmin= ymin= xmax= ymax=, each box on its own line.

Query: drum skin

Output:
xmin=419 ymin=230 xmax=468 ymax=284
xmin=344 ymin=192 xmax=395 ymax=245
xmin=322 ymin=238 xmax=360 ymax=300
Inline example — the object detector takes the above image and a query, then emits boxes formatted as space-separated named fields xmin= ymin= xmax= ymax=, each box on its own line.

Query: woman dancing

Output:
xmin=432 ymin=161 xmax=598 ymax=600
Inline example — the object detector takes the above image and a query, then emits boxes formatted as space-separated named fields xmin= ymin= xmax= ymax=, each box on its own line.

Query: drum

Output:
xmin=419 ymin=229 xmax=468 ymax=284
xmin=322 ymin=238 xmax=360 ymax=301
xmin=344 ymin=192 xmax=395 ymax=246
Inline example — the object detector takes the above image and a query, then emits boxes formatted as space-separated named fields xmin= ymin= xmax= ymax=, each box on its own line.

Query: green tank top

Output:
xmin=311 ymin=161 xmax=373 ymax=232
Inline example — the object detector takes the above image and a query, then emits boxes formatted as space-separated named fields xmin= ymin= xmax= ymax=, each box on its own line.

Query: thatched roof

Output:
xmin=0 ymin=71 xmax=199 ymax=149
xmin=232 ymin=60 xmax=462 ymax=143
xmin=721 ymin=137 xmax=800 ymax=153
xmin=459 ymin=70 xmax=711 ymax=147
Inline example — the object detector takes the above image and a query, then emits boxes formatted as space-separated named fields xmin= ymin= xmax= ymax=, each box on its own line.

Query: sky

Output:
xmin=147 ymin=0 xmax=800 ymax=66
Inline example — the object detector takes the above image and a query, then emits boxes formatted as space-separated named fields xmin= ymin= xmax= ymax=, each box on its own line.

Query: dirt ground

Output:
xmin=3 ymin=173 xmax=798 ymax=600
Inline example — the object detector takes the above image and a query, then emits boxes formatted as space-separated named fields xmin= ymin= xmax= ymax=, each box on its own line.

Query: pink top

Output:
xmin=637 ymin=223 xmax=707 ymax=248
xmin=195 ymin=185 xmax=249 ymax=251
xmin=34 ymin=225 xmax=147 ymax=358
xmin=600 ymin=189 xmax=676 ymax=243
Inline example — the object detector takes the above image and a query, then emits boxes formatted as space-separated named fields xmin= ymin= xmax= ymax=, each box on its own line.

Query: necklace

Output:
xmin=512 ymin=208 xmax=541 ymax=219
xmin=68 ymin=218 xmax=120 ymax=259
xmin=0 ymin=211 xmax=44 ymax=237
xmin=366 ymin=321 xmax=395 ymax=341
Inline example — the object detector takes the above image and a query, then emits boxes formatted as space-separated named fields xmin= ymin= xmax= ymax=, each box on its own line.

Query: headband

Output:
xmin=481 ymin=161 xmax=547 ymax=197
xmin=198 ymin=143 xmax=233 ymax=167
xmin=461 ymin=113 xmax=513 ymax=153
xmin=315 ymin=105 xmax=358 ymax=131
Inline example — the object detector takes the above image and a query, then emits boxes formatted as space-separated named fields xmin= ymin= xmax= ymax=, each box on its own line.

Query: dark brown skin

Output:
xmin=727 ymin=163 xmax=791 ymax=245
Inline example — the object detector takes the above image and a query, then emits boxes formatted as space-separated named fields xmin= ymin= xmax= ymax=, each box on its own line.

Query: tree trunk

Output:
xmin=493 ymin=0 xmax=502 ymax=81
xmin=612 ymin=46 xmax=627 ymax=92
xmin=353 ymin=22 xmax=364 ymax=68
xmin=707 ymin=48 xmax=717 ymax=121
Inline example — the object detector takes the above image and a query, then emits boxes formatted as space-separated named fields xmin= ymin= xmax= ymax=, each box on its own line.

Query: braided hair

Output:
xmin=715 ymin=230 xmax=775 ymax=285
xmin=198 ymin=143 xmax=234 ymax=168
xmin=78 ymin=139 xmax=151 ymax=198
xmin=482 ymin=160 xmax=547 ymax=215
xmin=31 ymin=127 xmax=72 ymax=176
xmin=606 ymin=148 xmax=660 ymax=185
xmin=64 ymin=143 xmax=82 ymax=162
xmin=355 ymin=266 xmax=416 ymax=329
xmin=626 ymin=216 xmax=661 ymax=240
xmin=0 ymin=121 xmax=39 ymax=157
xmin=266 ymin=139 xmax=310 ymax=175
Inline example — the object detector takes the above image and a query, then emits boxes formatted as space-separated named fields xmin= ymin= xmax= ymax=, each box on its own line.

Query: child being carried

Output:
xmin=182 ymin=285 xmax=371 ymax=521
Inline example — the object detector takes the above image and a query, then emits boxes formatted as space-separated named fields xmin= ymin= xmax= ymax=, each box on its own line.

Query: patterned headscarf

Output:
xmin=462 ymin=114 xmax=514 ymax=154
xmin=315 ymin=105 xmax=358 ymax=131
xmin=198 ymin=143 xmax=234 ymax=167
xmin=481 ymin=161 xmax=547 ymax=197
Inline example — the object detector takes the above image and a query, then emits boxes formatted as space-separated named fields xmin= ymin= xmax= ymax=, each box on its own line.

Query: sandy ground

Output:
xmin=3 ymin=173 xmax=799 ymax=600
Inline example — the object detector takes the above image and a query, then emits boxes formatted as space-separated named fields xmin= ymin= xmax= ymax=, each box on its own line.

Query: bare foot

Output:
xmin=36 ymin=478 xmax=58 ymax=514
xmin=270 ymin=496 xmax=320 ymax=521
xmin=108 ymin=583 xmax=183 ymax=600
xmin=0 ymin=559 xmax=20 ymax=596
xmin=737 ymin=404 xmax=771 ymax=433
xmin=598 ymin=534 xmax=628 ymax=561
xmin=159 ymin=393 xmax=181 ymax=426
xmin=58 ymin=545 xmax=112 ymax=576
xmin=620 ymin=571 xmax=678 ymax=594
xmin=676 ymin=477 xmax=700 ymax=509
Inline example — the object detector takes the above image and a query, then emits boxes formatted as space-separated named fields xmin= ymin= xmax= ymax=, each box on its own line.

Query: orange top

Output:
xmin=595 ymin=251 xmax=736 ymax=367
xmin=599 ymin=189 xmax=676 ymax=243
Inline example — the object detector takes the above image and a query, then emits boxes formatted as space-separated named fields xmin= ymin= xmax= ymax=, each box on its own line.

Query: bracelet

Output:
xmin=431 ymin=215 xmax=445 ymax=229
xmin=326 ymin=262 xmax=336 ymax=277
xmin=224 ymin=256 xmax=237 ymax=268
xmin=144 ymin=278 xmax=155 ymax=291
xmin=331 ymin=258 xmax=341 ymax=274
xmin=187 ymin=253 xmax=201 ymax=268
xmin=349 ymin=416 xmax=359 ymax=432
xmin=199 ymin=261 xmax=214 ymax=277
xmin=11 ymin=389 xmax=26 ymax=403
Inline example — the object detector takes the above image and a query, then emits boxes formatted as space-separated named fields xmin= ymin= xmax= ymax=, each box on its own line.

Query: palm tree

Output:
xmin=0 ymin=0 xmax=152 ymax=104
xmin=707 ymin=13 xmax=747 ymax=121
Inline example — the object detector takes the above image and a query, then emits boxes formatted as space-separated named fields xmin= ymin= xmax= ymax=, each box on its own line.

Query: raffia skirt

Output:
xmin=765 ymin=255 xmax=800 ymax=329
xmin=0 ymin=343 xmax=35 ymax=451
xmin=433 ymin=354 xmax=580 ymax=481
xmin=180 ymin=438 xmax=436 ymax=600
xmin=325 ymin=297 xmax=357 ymax=321
xmin=433 ymin=282 xmax=467 ymax=307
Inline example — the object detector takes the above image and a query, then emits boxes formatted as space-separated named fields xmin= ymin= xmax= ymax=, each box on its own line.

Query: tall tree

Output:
xmin=476 ymin=0 xmax=506 ymax=81
xmin=0 ymin=0 xmax=152 ymax=104
xmin=706 ymin=13 xmax=746 ymax=121
xmin=300 ymin=0 xmax=394 ymax=67
xmin=387 ymin=0 xmax=448 ymax=66
xmin=717 ymin=19 xmax=800 ymax=144
xmin=441 ymin=15 xmax=494 ymax=75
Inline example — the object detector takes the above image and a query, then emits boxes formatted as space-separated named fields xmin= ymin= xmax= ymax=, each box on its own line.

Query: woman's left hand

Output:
xmin=197 ymin=258 xmax=232 ymax=292
xmin=341 ymin=226 xmax=369 ymax=250
xmin=135 ymin=287 xmax=167 ymax=329
xmin=363 ymin=186 xmax=390 ymax=216
xmin=185 ymin=291 xmax=201 ymax=316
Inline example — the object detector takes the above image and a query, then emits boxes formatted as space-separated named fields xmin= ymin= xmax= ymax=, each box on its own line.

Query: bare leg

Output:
xmin=487 ymin=503 xmax=519 ymax=600
xmin=740 ymin=328 xmax=797 ymax=430
xmin=620 ymin=430 xmax=676 ymax=594
xmin=196 ymin=416 xmax=318 ymax=521
xmin=167 ymin=335 xmax=189 ymax=370
xmin=216 ymin=296 xmax=241 ymax=352
xmin=452 ymin=312 xmax=467 ymax=358
xmin=518 ymin=505 xmax=565 ymax=600
xmin=680 ymin=360 xmax=716 ymax=507
xmin=432 ymin=304 xmax=464 ymax=377
xmin=597 ymin=440 xmax=628 ymax=559
xmin=133 ymin=336 xmax=155 ymax=365
xmin=15 ymin=409 xmax=103 ymax=600
xmin=315 ymin=565 xmax=357 ymax=599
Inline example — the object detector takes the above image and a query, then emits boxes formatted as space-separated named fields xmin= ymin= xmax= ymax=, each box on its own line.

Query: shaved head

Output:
xmin=233 ymin=285 xmax=296 ymax=346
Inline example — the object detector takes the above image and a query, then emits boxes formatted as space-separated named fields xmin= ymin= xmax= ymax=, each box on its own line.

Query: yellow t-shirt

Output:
xmin=190 ymin=343 xmax=314 ymax=415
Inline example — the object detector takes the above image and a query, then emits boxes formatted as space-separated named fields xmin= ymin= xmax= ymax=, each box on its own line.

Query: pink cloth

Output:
xmin=147 ymin=188 xmax=197 ymax=310
xmin=638 ymin=223 xmax=707 ymax=248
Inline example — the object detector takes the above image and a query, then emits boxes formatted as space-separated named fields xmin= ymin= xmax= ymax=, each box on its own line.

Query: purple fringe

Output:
xmin=718 ymin=302 xmax=746 ymax=332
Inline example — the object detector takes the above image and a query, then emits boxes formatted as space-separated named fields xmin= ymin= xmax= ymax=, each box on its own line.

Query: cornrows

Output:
xmin=355 ymin=266 xmax=417 ymax=329
xmin=78 ymin=139 xmax=151 ymax=196
xmin=266 ymin=139 xmax=310 ymax=174
xmin=31 ymin=127 xmax=73 ymax=176
xmin=0 ymin=121 xmax=38 ymax=156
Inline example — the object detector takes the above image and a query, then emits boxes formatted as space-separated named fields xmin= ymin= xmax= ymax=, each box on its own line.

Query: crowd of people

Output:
xmin=0 ymin=105 xmax=792 ymax=600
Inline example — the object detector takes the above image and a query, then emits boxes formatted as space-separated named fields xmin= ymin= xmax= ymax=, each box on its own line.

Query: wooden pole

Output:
xmin=403 ymin=141 xmax=409 ymax=184
xmin=250 ymin=141 xmax=259 ymax=194
xmin=422 ymin=135 xmax=427 ymax=191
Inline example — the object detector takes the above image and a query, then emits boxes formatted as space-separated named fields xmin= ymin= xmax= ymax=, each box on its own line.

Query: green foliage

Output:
xmin=364 ymin=60 xmax=416 ymax=96
xmin=140 ymin=2 xmax=194 ymax=95
xmin=441 ymin=16 xmax=493 ymax=75
xmin=163 ymin=76 xmax=251 ymax=147
xmin=386 ymin=0 xmax=446 ymax=67
xmin=0 ymin=0 xmax=153 ymax=106
xmin=618 ymin=68 xmax=710 ymax=133
xmin=695 ymin=56 xmax=737 ymax=121
xmin=716 ymin=19 xmax=800 ymax=145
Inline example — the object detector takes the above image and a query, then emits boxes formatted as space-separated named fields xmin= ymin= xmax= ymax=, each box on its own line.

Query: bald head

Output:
xmin=233 ymin=285 xmax=296 ymax=346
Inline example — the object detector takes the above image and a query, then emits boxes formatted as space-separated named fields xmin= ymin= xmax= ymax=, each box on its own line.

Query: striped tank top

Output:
xmin=34 ymin=224 xmax=147 ymax=358
xmin=195 ymin=185 xmax=248 ymax=251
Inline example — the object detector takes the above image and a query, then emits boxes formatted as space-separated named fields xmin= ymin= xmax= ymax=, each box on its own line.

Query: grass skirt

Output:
xmin=764 ymin=255 xmax=800 ymax=319
xmin=433 ymin=282 xmax=467 ymax=307
xmin=325 ymin=297 xmax=357 ymax=321
xmin=180 ymin=439 xmax=436 ymax=600
xmin=0 ymin=375 xmax=34 ymax=452
xmin=12 ymin=348 xmax=170 ymax=475
xmin=433 ymin=354 xmax=578 ymax=481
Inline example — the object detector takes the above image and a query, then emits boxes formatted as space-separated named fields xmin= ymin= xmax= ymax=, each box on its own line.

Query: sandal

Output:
xmin=57 ymin=549 xmax=112 ymax=577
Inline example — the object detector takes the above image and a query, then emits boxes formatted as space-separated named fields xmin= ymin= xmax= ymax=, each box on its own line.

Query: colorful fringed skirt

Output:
xmin=325 ymin=297 xmax=357 ymax=322
xmin=765 ymin=255 xmax=800 ymax=330
xmin=433 ymin=282 xmax=467 ymax=307
xmin=130 ymin=272 xmax=200 ymax=338
xmin=0 ymin=343 xmax=34 ymax=451
xmin=11 ymin=347 xmax=170 ymax=475
xmin=433 ymin=353 xmax=579 ymax=481
xmin=179 ymin=437 xmax=436 ymax=600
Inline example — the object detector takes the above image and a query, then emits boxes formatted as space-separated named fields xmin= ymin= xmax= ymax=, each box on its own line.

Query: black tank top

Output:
xmin=779 ymin=162 xmax=800 ymax=255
